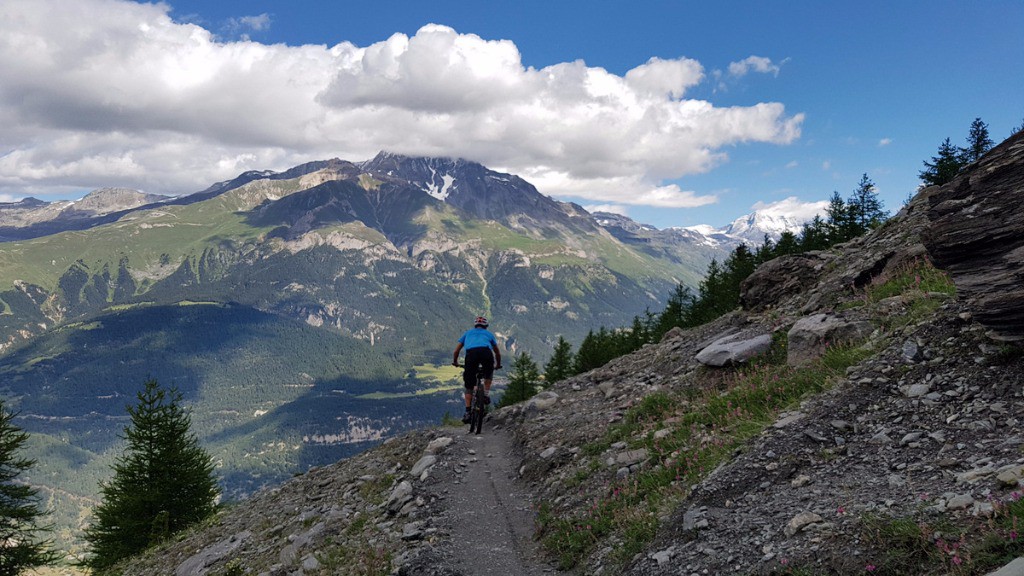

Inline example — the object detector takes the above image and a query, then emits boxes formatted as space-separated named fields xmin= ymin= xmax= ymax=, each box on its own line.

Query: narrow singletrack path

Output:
xmin=434 ymin=424 xmax=550 ymax=575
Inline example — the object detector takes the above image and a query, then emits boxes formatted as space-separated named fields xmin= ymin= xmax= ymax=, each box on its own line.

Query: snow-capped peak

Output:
xmin=720 ymin=211 xmax=806 ymax=243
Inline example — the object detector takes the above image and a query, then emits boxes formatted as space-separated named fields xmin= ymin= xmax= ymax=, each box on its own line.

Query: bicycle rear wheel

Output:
xmin=471 ymin=383 xmax=486 ymax=434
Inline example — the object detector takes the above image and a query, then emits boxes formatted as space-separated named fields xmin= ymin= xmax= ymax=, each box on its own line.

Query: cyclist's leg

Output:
xmin=480 ymin=350 xmax=495 ymax=400
xmin=462 ymin=356 xmax=479 ymax=422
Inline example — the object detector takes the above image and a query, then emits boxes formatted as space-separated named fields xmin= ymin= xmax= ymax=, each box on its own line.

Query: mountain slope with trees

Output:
xmin=97 ymin=129 xmax=1024 ymax=576
xmin=0 ymin=152 xmax=721 ymax=556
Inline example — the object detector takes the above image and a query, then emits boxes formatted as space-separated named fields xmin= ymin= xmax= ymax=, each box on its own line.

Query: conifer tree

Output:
xmin=499 ymin=353 xmax=541 ymax=407
xmin=84 ymin=380 xmax=219 ymax=572
xmin=798 ymin=215 xmax=830 ymax=251
xmin=0 ymin=401 xmax=58 ymax=575
xmin=655 ymin=284 xmax=695 ymax=337
xmin=544 ymin=336 xmax=575 ymax=384
xmin=773 ymin=230 xmax=800 ymax=257
xmin=825 ymin=191 xmax=857 ymax=243
xmin=963 ymin=117 xmax=994 ymax=163
xmin=847 ymin=173 xmax=887 ymax=232
xmin=920 ymin=137 xmax=966 ymax=186
xmin=573 ymin=328 xmax=617 ymax=374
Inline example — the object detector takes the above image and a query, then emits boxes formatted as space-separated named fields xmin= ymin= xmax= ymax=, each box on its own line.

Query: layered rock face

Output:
xmin=923 ymin=132 xmax=1024 ymax=341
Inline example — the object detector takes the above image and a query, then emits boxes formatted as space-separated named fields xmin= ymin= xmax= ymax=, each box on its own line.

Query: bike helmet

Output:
xmin=474 ymin=316 xmax=488 ymax=328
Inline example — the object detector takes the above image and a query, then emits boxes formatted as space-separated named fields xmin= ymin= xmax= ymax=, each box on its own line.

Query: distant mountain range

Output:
xmin=0 ymin=152 xmax=815 ymax=552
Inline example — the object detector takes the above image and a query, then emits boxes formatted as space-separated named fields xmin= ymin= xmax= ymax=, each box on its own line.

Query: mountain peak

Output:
xmin=721 ymin=210 xmax=807 ymax=243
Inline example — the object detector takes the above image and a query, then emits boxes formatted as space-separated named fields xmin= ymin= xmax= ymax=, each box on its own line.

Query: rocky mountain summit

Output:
xmin=0 ymin=188 xmax=168 ymax=240
xmin=98 ymin=133 xmax=1024 ymax=575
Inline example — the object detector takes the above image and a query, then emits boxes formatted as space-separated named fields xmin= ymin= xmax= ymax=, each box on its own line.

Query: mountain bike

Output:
xmin=468 ymin=366 xmax=487 ymax=434
xmin=458 ymin=361 xmax=500 ymax=435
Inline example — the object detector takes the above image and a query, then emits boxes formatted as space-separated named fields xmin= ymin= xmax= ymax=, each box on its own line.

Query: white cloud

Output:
xmin=785 ymin=160 xmax=799 ymax=169
xmin=222 ymin=13 xmax=271 ymax=41
xmin=822 ymin=160 xmax=832 ymax=171
xmin=750 ymin=196 xmax=829 ymax=221
xmin=0 ymin=0 xmax=803 ymax=207
xmin=878 ymin=138 xmax=892 ymax=147
xmin=728 ymin=56 xmax=783 ymax=78
xmin=624 ymin=56 xmax=703 ymax=99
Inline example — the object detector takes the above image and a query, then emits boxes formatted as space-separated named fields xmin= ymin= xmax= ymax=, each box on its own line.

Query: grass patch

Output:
xmin=537 ymin=343 xmax=872 ymax=570
xmin=865 ymin=257 xmax=956 ymax=302
xmin=357 ymin=474 xmax=395 ymax=506
xmin=852 ymin=494 xmax=1024 ymax=575
xmin=318 ymin=537 xmax=392 ymax=576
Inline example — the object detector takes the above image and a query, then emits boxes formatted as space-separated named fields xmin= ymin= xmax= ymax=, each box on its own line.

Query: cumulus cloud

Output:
xmin=878 ymin=138 xmax=892 ymax=147
xmin=728 ymin=56 xmax=784 ymax=78
xmin=750 ymin=196 xmax=829 ymax=221
xmin=0 ymin=0 xmax=803 ymax=207
xmin=224 ymin=13 xmax=271 ymax=39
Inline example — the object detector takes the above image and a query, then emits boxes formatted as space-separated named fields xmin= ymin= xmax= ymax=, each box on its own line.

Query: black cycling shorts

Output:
xmin=463 ymin=347 xmax=495 ymax=390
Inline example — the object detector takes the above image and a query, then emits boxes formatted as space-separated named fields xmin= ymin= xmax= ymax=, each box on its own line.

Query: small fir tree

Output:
xmin=798 ymin=215 xmax=830 ymax=251
xmin=83 ymin=380 xmax=219 ymax=572
xmin=655 ymin=284 xmax=695 ymax=337
xmin=825 ymin=191 xmax=858 ymax=243
xmin=543 ymin=336 xmax=575 ymax=384
xmin=0 ymin=401 xmax=58 ymax=576
xmin=920 ymin=137 xmax=966 ymax=186
xmin=499 ymin=353 xmax=541 ymax=407
xmin=963 ymin=117 xmax=993 ymax=163
xmin=847 ymin=173 xmax=887 ymax=232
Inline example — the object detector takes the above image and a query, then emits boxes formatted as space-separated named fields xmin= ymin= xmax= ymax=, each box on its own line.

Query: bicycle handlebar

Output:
xmin=453 ymin=362 xmax=503 ymax=369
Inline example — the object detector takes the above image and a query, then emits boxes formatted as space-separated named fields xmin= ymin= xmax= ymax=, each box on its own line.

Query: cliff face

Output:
xmin=108 ymin=134 xmax=1024 ymax=576
xmin=923 ymin=131 xmax=1024 ymax=342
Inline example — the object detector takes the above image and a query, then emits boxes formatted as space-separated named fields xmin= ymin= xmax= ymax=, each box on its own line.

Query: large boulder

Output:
xmin=922 ymin=131 xmax=1024 ymax=342
xmin=695 ymin=332 xmax=773 ymax=367
xmin=787 ymin=314 xmax=872 ymax=366
xmin=740 ymin=252 xmax=831 ymax=311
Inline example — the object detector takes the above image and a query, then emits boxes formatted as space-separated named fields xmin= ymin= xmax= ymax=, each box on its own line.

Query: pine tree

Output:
xmin=543 ymin=336 xmax=574 ymax=384
xmin=0 ymin=401 xmax=58 ymax=576
xmin=655 ymin=284 xmax=695 ymax=336
xmin=499 ymin=353 xmax=541 ymax=407
xmin=573 ymin=328 xmax=618 ymax=374
xmin=773 ymin=230 xmax=800 ymax=256
xmin=847 ymin=173 xmax=887 ymax=232
xmin=825 ymin=191 xmax=857 ymax=243
xmin=963 ymin=117 xmax=994 ymax=163
xmin=798 ymin=215 xmax=830 ymax=251
xmin=920 ymin=137 xmax=966 ymax=186
xmin=84 ymin=380 xmax=219 ymax=572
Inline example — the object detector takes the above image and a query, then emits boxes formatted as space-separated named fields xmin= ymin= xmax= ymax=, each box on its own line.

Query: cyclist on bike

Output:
xmin=452 ymin=316 xmax=502 ymax=423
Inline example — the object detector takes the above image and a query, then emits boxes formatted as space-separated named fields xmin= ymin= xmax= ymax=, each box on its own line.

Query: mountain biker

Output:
xmin=452 ymin=316 xmax=502 ymax=423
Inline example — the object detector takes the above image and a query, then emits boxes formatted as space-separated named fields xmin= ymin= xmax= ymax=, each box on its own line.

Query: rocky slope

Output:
xmin=104 ymin=133 xmax=1024 ymax=575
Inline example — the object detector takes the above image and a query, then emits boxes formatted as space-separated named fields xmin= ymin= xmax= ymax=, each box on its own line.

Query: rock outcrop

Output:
xmin=923 ymin=131 xmax=1024 ymax=341
xmin=739 ymin=252 xmax=831 ymax=311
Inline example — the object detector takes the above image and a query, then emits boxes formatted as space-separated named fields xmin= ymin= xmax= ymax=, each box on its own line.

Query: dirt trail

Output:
xmin=425 ymin=424 xmax=551 ymax=576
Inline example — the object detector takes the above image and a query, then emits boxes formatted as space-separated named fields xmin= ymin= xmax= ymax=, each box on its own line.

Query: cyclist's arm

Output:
xmin=452 ymin=342 xmax=464 ymax=366
xmin=491 ymin=343 xmax=502 ymax=369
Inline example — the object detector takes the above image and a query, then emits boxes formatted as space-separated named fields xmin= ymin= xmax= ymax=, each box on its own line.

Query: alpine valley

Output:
xmin=0 ymin=152 xmax=801 ymax=551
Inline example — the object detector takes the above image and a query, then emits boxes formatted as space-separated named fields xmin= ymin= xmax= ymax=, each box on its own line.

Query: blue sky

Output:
xmin=1 ymin=1 xmax=1021 ymax=229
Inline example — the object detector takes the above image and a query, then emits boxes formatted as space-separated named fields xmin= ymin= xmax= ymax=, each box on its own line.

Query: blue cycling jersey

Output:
xmin=459 ymin=327 xmax=497 ymax=350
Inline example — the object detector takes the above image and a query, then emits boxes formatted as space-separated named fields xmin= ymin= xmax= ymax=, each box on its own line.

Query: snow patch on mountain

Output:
xmin=422 ymin=167 xmax=456 ymax=201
